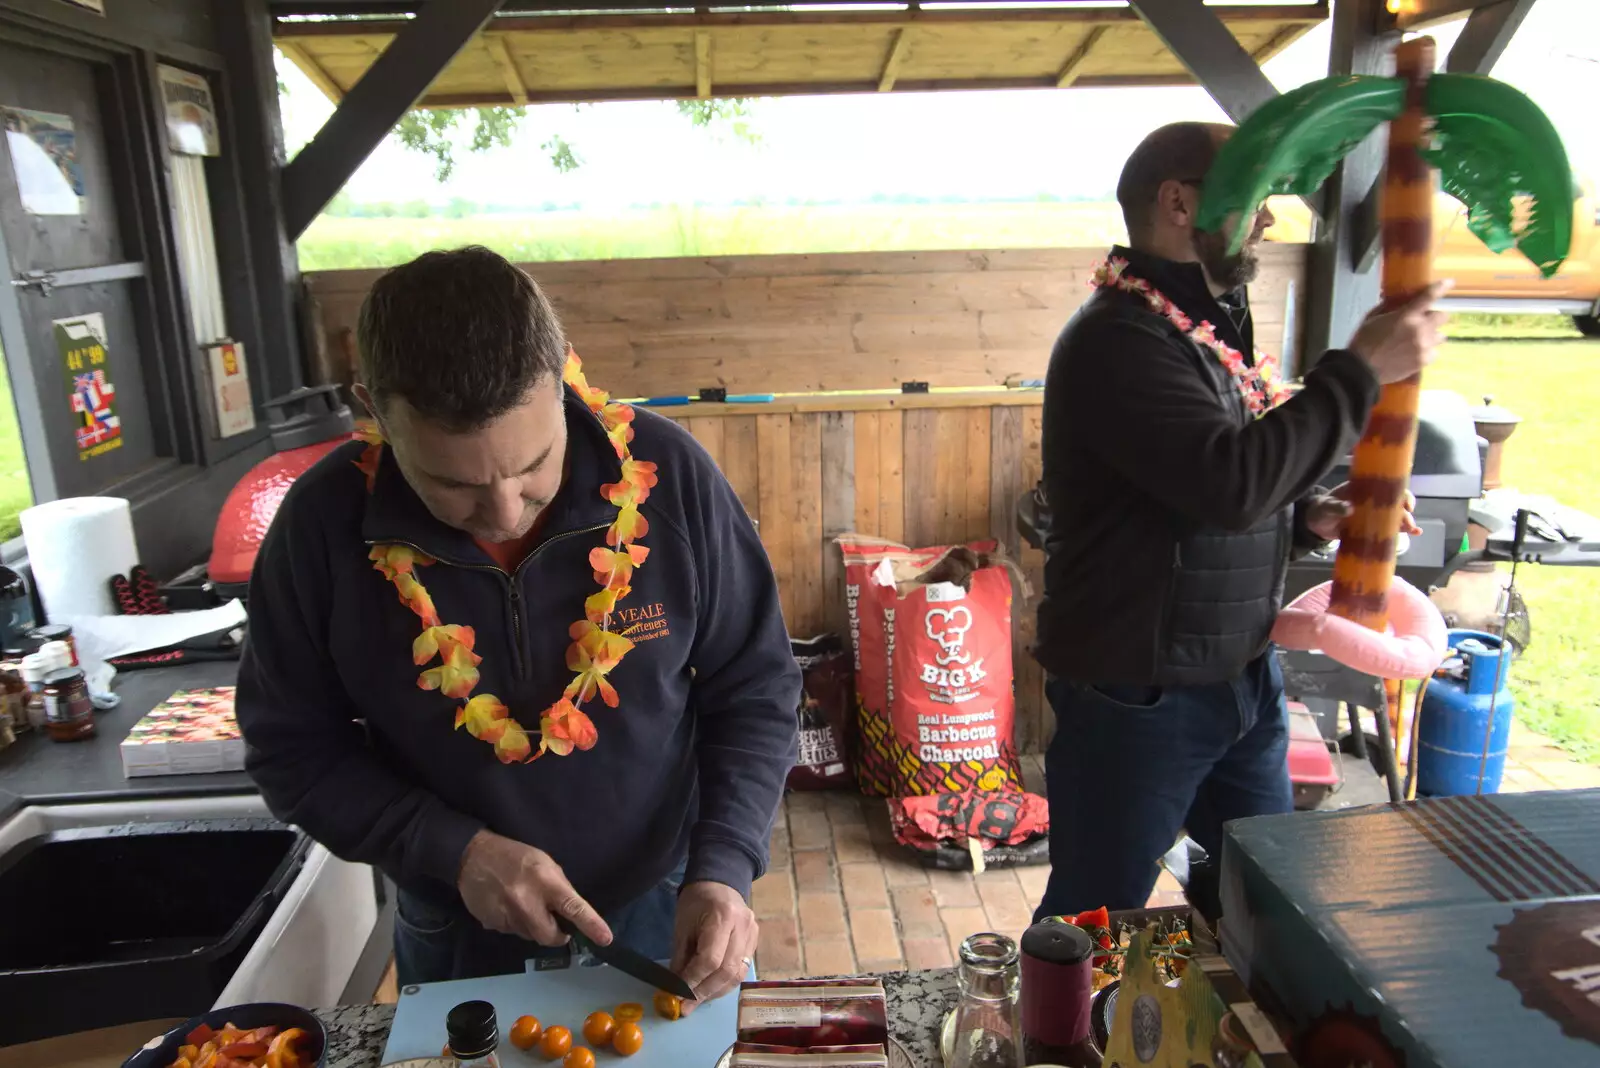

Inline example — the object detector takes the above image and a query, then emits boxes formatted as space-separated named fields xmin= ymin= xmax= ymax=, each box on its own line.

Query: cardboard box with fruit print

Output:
xmin=120 ymin=687 xmax=244 ymax=777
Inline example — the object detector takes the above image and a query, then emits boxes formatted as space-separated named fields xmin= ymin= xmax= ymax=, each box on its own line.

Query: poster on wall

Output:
xmin=203 ymin=339 xmax=257 ymax=438
xmin=158 ymin=65 xmax=220 ymax=156
xmin=54 ymin=313 xmax=123 ymax=461
xmin=1 ymin=106 xmax=86 ymax=216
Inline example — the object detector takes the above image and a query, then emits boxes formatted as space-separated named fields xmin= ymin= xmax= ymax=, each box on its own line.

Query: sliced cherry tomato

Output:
xmin=510 ymin=1015 xmax=543 ymax=1050
xmin=218 ymin=1041 xmax=267 ymax=1059
xmin=265 ymin=1026 xmax=307 ymax=1068
xmin=652 ymin=991 xmax=683 ymax=1021
xmin=170 ymin=1058 xmax=192 ymax=1068
xmin=563 ymin=1048 xmax=596 ymax=1068
xmin=539 ymin=1025 xmax=573 ymax=1061
xmin=614 ymin=1002 xmax=645 ymax=1023
xmin=581 ymin=1011 xmax=615 ymax=1048
xmin=187 ymin=1025 xmax=217 ymax=1047
xmin=612 ymin=1021 xmax=644 ymax=1057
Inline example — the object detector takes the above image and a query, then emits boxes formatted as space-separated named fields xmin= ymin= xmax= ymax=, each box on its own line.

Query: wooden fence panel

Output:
xmin=305 ymin=243 xmax=1309 ymax=397
xmin=675 ymin=394 xmax=1047 ymax=750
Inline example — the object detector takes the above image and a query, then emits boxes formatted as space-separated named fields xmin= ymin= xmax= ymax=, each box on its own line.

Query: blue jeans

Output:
xmin=1032 ymin=651 xmax=1292 ymax=920
xmin=394 ymin=863 xmax=686 ymax=986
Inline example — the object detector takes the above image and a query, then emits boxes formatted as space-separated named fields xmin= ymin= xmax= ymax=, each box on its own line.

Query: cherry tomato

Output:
xmin=563 ymin=1048 xmax=596 ymax=1068
xmin=510 ymin=1015 xmax=543 ymax=1050
xmin=614 ymin=1002 xmax=644 ymax=1023
xmin=581 ymin=1011 xmax=616 ymax=1048
xmin=539 ymin=1025 xmax=573 ymax=1060
xmin=612 ymin=1021 xmax=644 ymax=1057
xmin=441 ymin=1045 xmax=452 ymax=1058
xmin=653 ymin=991 xmax=683 ymax=1021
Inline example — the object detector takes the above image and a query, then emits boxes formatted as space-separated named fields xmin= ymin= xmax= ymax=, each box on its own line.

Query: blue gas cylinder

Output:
xmin=1417 ymin=629 xmax=1516 ymax=797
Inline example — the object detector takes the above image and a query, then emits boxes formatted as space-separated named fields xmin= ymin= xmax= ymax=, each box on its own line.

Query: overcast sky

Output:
xmin=278 ymin=0 xmax=1600 ymax=209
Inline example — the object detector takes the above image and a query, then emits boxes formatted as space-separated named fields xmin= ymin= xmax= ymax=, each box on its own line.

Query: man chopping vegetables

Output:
xmin=1032 ymin=123 xmax=1443 ymax=918
xmin=237 ymin=246 xmax=800 ymax=1003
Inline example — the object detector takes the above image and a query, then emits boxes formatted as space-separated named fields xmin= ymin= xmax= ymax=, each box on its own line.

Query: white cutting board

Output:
xmin=380 ymin=955 xmax=751 ymax=1067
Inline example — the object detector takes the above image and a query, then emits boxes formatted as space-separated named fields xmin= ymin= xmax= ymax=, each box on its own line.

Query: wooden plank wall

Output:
xmin=663 ymin=395 xmax=1051 ymax=752
xmin=303 ymin=243 xmax=1310 ymax=397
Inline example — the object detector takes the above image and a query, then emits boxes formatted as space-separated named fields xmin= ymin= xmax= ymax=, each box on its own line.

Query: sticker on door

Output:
xmin=54 ymin=313 xmax=123 ymax=460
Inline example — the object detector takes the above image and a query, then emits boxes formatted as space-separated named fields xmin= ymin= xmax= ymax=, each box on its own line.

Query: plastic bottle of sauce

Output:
xmin=42 ymin=667 xmax=95 ymax=742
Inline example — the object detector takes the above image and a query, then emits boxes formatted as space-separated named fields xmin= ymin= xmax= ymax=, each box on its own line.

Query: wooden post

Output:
xmin=1326 ymin=36 xmax=1435 ymax=631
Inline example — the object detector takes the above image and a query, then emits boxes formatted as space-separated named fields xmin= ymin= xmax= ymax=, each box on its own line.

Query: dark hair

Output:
xmin=357 ymin=245 xmax=567 ymax=430
xmin=1116 ymin=122 xmax=1225 ymax=240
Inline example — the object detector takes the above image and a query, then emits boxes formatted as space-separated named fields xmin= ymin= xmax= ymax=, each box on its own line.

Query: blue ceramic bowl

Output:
xmin=121 ymin=1003 xmax=326 ymax=1068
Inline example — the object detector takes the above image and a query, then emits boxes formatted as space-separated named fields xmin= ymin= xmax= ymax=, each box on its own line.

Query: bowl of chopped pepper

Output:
xmin=120 ymin=1003 xmax=325 ymax=1068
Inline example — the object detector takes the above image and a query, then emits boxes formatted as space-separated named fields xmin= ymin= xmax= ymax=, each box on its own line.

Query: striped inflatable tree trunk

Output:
xmin=1327 ymin=37 xmax=1437 ymax=631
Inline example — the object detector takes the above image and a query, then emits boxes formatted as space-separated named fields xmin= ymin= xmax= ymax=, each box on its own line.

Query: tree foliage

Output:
xmin=394 ymin=99 xmax=759 ymax=182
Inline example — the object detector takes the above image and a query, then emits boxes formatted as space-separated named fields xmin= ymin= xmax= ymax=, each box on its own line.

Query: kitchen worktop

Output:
xmin=0 ymin=660 xmax=253 ymax=823
xmin=316 ymin=969 xmax=958 ymax=1068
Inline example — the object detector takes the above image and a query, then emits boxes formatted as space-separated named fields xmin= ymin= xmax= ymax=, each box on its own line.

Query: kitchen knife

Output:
xmin=555 ymin=917 xmax=698 ymax=1000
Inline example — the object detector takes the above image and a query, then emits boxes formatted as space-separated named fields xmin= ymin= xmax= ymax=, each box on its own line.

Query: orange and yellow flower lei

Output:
xmin=357 ymin=350 xmax=659 ymax=764
xmin=1091 ymin=257 xmax=1291 ymax=417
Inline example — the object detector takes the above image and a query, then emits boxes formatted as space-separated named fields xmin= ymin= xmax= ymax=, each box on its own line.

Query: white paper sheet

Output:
xmin=60 ymin=601 xmax=247 ymax=696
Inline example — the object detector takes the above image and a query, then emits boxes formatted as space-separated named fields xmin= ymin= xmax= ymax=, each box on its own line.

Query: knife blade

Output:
xmin=555 ymin=917 xmax=698 ymax=1001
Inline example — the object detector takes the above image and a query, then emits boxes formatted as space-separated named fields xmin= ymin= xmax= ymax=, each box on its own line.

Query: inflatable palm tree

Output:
xmin=1197 ymin=36 xmax=1573 ymax=633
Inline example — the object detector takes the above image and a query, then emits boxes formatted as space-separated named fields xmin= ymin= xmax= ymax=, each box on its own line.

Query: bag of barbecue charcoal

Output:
xmin=836 ymin=534 xmax=1048 ymax=868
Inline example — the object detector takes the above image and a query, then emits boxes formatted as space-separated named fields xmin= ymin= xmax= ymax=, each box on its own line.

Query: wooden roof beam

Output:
xmin=1128 ymin=0 xmax=1279 ymax=123
xmin=484 ymin=34 xmax=528 ymax=105
xmin=276 ymin=38 xmax=345 ymax=102
xmin=1054 ymin=24 xmax=1106 ymax=87
xmin=1445 ymin=0 xmax=1535 ymax=74
xmin=281 ymin=0 xmax=507 ymax=239
xmin=695 ymin=30 xmax=712 ymax=98
xmin=273 ymin=5 xmax=1330 ymax=36
xmin=878 ymin=28 xmax=912 ymax=92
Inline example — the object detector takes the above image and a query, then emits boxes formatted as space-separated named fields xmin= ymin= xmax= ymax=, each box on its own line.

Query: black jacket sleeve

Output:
xmin=1060 ymin=316 xmax=1379 ymax=531
xmin=236 ymin=496 xmax=483 ymax=891
xmin=678 ymin=457 xmax=801 ymax=901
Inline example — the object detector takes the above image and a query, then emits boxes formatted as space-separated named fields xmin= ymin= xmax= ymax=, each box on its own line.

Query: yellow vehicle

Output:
xmin=1434 ymin=185 xmax=1600 ymax=334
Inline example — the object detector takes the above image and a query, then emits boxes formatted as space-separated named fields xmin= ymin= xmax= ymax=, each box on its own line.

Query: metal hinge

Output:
xmin=10 ymin=271 xmax=58 ymax=296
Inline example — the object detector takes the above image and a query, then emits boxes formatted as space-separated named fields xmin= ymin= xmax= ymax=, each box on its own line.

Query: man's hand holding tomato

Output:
xmin=459 ymin=830 xmax=757 ymax=1010
xmin=671 ymin=881 xmax=758 ymax=1014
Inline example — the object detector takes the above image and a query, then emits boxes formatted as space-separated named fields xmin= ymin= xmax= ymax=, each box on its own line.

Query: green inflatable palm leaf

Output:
xmin=1424 ymin=74 xmax=1573 ymax=279
xmin=1196 ymin=75 xmax=1404 ymax=251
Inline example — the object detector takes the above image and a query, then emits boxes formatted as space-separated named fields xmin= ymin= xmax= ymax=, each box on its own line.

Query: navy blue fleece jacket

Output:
xmin=236 ymin=387 xmax=800 ymax=914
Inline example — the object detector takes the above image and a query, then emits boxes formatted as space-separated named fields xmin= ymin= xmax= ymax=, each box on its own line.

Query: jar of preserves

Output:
xmin=30 ymin=624 xmax=77 ymax=666
xmin=42 ymin=667 xmax=95 ymax=742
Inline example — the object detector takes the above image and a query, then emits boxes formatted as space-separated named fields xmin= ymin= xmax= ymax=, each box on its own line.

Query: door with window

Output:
xmin=0 ymin=33 xmax=161 ymax=520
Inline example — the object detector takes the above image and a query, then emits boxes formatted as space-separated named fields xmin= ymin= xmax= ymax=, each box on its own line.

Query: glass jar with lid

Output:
xmin=42 ymin=667 xmax=95 ymax=742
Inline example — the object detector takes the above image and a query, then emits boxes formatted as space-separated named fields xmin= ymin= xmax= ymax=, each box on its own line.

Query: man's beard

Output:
xmin=1192 ymin=227 xmax=1259 ymax=291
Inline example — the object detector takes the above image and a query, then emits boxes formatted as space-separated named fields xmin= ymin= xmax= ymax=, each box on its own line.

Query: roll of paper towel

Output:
xmin=20 ymin=497 xmax=140 ymax=621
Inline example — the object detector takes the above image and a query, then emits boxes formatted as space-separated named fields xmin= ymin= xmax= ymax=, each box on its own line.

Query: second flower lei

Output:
xmin=357 ymin=350 xmax=658 ymax=764
xmin=1091 ymin=256 xmax=1291 ymax=417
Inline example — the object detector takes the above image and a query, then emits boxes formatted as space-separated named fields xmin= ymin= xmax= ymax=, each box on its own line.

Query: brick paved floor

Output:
xmin=372 ymin=729 xmax=1597 ymax=1001
xmin=753 ymin=729 xmax=1600 ymax=981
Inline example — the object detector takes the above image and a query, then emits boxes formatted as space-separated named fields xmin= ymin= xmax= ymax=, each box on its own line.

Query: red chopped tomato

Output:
xmin=187 ymin=1025 xmax=217 ymax=1047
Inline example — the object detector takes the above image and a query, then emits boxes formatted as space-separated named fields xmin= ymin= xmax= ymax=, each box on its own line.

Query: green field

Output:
xmin=1427 ymin=339 xmax=1600 ymax=764
xmin=0 ymin=342 xmax=31 ymax=543
xmin=296 ymin=199 xmax=1323 ymax=271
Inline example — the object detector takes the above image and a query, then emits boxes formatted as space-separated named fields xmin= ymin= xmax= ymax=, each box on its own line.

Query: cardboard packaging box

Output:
xmin=119 ymin=687 xmax=243 ymax=777
xmin=1220 ymin=788 xmax=1600 ymax=1068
